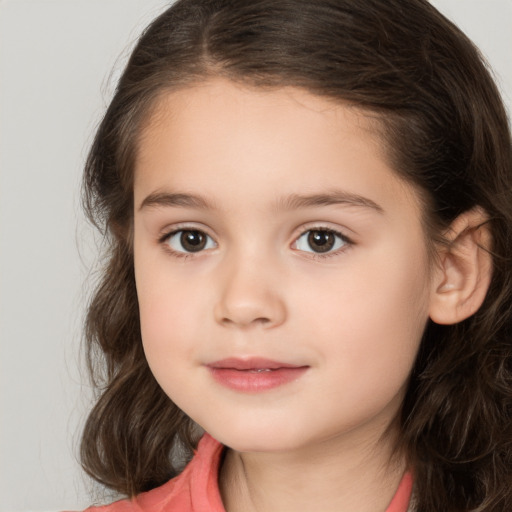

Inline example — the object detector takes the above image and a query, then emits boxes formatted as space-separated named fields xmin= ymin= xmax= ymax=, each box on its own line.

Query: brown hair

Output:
xmin=81 ymin=0 xmax=512 ymax=509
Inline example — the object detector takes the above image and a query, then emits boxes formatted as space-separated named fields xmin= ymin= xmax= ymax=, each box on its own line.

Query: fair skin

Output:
xmin=132 ymin=79 xmax=491 ymax=512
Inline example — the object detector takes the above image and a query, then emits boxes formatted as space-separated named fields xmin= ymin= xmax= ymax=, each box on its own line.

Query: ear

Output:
xmin=429 ymin=208 xmax=492 ymax=325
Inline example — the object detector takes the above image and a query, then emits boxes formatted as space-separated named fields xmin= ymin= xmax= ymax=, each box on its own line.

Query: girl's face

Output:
xmin=133 ymin=79 xmax=434 ymax=454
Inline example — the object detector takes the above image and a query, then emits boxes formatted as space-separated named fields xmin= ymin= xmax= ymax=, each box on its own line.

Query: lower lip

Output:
xmin=208 ymin=367 xmax=308 ymax=392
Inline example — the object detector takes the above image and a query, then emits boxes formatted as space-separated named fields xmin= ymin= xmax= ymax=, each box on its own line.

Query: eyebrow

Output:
xmin=138 ymin=190 xmax=384 ymax=214
xmin=139 ymin=192 xmax=215 ymax=211
xmin=276 ymin=191 xmax=384 ymax=213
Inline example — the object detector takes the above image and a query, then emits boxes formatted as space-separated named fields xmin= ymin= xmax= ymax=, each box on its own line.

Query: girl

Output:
xmin=80 ymin=0 xmax=512 ymax=510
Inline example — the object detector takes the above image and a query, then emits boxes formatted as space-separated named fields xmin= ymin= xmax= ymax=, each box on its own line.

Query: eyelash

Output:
xmin=293 ymin=227 xmax=353 ymax=260
xmin=158 ymin=226 xmax=353 ymax=260
xmin=158 ymin=227 xmax=216 ymax=260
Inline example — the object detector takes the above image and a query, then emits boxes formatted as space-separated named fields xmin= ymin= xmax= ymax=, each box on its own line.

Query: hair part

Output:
xmin=81 ymin=0 xmax=512 ymax=508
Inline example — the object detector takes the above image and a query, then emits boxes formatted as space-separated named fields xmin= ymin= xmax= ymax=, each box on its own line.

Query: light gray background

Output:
xmin=0 ymin=1 xmax=510 ymax=511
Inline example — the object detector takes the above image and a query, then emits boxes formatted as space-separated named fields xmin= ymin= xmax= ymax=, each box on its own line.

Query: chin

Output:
xmin=203 ymin=421 xmax=310 ymax=454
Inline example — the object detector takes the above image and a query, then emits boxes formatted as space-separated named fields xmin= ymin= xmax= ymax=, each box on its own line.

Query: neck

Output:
xmin=219 ymin=426 xmax=405 ymax=512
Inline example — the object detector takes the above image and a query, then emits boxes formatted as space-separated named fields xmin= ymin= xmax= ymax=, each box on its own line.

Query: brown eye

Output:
xmin=295 ymin=229 xmax=349 ymax=254
xmin=307 ymin=230 xmax=335 ymax=253
xmin=166 ymin=229 xmax=216 ymax=253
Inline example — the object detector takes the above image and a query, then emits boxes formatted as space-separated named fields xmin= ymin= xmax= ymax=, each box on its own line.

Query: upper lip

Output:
xmin=206 ymin=357 xmax=306 ymax=370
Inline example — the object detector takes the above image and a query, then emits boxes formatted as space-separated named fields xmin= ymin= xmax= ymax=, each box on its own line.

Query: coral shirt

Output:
xmin=85 ymin=433 xmax=413 ymax=511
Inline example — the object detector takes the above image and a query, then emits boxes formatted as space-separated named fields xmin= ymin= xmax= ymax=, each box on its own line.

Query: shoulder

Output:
xmin=81 ymin=434 xmax=225 ymax=512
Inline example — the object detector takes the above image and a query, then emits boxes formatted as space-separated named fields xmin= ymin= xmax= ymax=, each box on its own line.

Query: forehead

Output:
xmin=134 ymin=79 xmax=421 ymax=220
xmin=136 ymin=79 xmax=383 ymax=166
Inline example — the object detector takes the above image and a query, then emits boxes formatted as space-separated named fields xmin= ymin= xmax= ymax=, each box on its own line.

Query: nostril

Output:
xmin=220 ymin=316 xmax=271 ymax=327
xmin=213 ymin=287 xmax=287 ymax=328
xmin=254 ymin=317 xmax=271 ymax=325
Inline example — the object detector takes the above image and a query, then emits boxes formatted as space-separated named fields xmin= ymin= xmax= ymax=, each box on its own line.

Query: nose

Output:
xmin=213 ymin=254 xmax=287 ymax=329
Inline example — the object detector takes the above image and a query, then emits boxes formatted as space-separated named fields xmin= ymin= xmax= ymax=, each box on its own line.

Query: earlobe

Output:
xmin=429 ymin=208 xmax=492 ymax=325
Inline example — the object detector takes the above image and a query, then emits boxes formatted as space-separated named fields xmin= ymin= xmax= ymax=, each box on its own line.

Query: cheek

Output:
xmin=299 ymin=242 xmax=431 ymax=384
xmin=137 ymin=280 xmax=209 ymax=414
xmin=134 ymin=251 xmax=207 ymax=374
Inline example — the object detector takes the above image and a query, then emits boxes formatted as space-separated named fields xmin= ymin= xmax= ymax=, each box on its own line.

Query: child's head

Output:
xmin=81 ymin=0 xmax=512 ymax=508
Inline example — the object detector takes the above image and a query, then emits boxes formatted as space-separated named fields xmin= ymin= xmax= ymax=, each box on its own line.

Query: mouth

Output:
xmin=206 ymin=357 xmax=309 ymax=392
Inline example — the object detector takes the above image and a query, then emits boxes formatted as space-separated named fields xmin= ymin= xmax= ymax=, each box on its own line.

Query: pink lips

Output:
xmin=206 ymin=357 xmax=309 ymax=392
